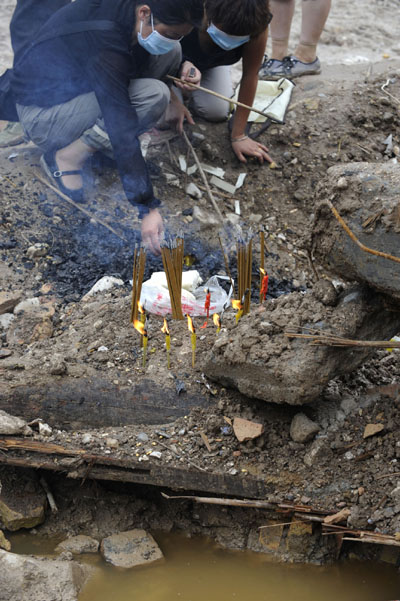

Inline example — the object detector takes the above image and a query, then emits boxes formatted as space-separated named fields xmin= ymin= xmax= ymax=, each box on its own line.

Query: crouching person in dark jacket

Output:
xmin=11 ymin=0 xmax=203 ymax=254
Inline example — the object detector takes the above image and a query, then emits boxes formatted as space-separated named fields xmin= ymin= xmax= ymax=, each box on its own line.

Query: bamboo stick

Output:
xmin=325 ymin=199 xmax=400 ymax=264
xmin=181 ymin=130 xmax=223 ymax=219
xmin=167 ymin=74 xmax=271 ymax=120
xmin=284 ymin=331 xmax=400 ymax=349
xmin=34 ymin=172 xmax=126 ymax=242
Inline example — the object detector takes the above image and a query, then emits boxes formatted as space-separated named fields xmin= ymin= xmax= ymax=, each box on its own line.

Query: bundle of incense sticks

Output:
xmin=160 ymin=236 xmax=184 ymax=320
xmin=236 ymin=236 xmax=253 ymax=315
xmin=130 ymin=245 xmax=146 ymax=324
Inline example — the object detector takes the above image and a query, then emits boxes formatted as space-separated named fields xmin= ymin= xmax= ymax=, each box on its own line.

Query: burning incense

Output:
xmin=161 ymin=318 xmax=171 ymax=369
xmin=218 ymin=235 xmax=235 ymax=292
xmin=231 ymin=298 xmax=243 ymax=323
xmin=130 ymin=245 xmax=146 ymax=325
xmin=187 ymin=314 xmax=196 ymax=368
xmin=134 ymin=319 xmax=148 ymax=368
xmin=138 ymin=301 xmax=146 ymax=347
xmin=236 ymin=237 xmax=253 ymax=316
xmin=260 ymin=268 xmax=269 ymax=302
xmin=201 ymin=288 xmax=211 ymax=329
xmin=213 ymin=313 xmax=221 ymax=333
xmin=161 ymin=237 xmax=185 ymax=320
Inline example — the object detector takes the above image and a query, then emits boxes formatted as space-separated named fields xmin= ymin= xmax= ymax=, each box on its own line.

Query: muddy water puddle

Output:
xmin=9 ymin=531 xmax=400 ymax=601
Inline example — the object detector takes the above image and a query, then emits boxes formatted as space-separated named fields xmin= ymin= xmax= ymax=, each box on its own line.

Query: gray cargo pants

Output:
xmin=16 ymin=46 xmax=181 ymax=153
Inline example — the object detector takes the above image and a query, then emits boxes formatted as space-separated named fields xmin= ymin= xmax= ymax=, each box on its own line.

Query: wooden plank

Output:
xmin=0 ymin=439 xmax=274 ymax=499
xmin=0 ymin=376 xmax=211 ymax=429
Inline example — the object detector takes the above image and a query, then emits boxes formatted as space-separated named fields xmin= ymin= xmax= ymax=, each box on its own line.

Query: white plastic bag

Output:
xmin=140 ymin=275 xmax=233 ymax=317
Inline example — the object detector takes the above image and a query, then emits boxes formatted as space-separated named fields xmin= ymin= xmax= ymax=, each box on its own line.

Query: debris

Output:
xmin=39 ymin=476 xmax=58 ymax=514
xmin=186 ymin=182 xmax=203 ymax=199
xmin=323 ymin=508 xmax=351 ymax=525
xmin=13 ymin=297 xmax=40 ymax=314
xmin=198 ymin=163 xmax=225 ymax=179
xmin=137 ymin=432 xmax=149 ymax=443
xmin=290 ymin=413 xmax=320 ymax=443
xmin=82 ymin=276 xmax=124 ymax=300
xmin=200 ymin=431 xmax=212 ymax=452
xmin=178 ymin=155 xmax=187 ymax=172
xmin=38 ymin=422 xmax=52 ymax=437
xmin=150 ymin=451 xmax=162 ymax=459
xmin=363 ymin=423 xmax=384 ymax=439
xmin=234 ymin=200 xmax=241 ymax=215
xmin=26 ymin=243 xmax=49 ymax=260
xmin=232 ymin=417 xmax=264 ymax=442
xmin=209 ymin=176 xmax=236 ymax=195
xmin=235 ymin=173 xmax=247 ymax=189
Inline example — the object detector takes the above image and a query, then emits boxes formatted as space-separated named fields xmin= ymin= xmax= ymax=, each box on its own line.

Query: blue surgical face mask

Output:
xmin=207 ymin=23 xmax=250 ymax=51
xmin=138 ymin=14 xmax=181 ymax=55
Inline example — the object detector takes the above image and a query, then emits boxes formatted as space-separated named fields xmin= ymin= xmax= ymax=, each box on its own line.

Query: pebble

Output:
xmin=336 ymin=176 xmax=348 ymax=190
xmin=137 ymin=432 xmax=149 ymax=443
xmin=82 ymin=434 xmax=93 ymax=445
xmin=150 ymin=451 xmax=162 ymax=459
xmin=106 ymin=437 xmax=119 ymax=449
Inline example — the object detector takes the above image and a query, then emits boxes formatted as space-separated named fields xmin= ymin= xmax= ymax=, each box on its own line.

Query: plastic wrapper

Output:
xmin=140 ymin=275 xmax=233 ymax=317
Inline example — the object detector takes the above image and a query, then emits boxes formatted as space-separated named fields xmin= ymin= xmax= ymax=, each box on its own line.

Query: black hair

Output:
xmin=146 ymin=0 xmax=204 ymax=28
xmin=205 ymin=0 xmax=272 ymax=36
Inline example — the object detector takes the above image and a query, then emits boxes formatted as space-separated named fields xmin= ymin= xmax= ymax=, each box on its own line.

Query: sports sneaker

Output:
xmin=259 ymin=55 xmax=321 ymax=80
xmin=259 ymin=57 xmax=285 ymax=80
xmin=0 ymin=121 xmax=25 ymax=147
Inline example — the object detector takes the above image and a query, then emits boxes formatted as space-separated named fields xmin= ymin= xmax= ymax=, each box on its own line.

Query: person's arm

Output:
xmin=87 ymin=46 xmax=163 ymax=253
xmin=230 ymin=30 xmax=272 ymax=164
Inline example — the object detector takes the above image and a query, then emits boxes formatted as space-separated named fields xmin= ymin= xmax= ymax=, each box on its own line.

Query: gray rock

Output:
xmin=313 ymin=162 xmax=400 ymax=300
xmin=340 ymin=395 xmax=357 ymax=416
xmin=0 ymin=411 xmax=32 ymax=436
xmin=55 ymin=535 xmax=99 ymax=555
xmin=313 ymin=280 xmax=338 ymax=306
xmin=290 ymin=413 xmax=320 ymax=443
xmin=0 ymin=467 xmax=46 ymax=531
xmin=0 ymin=549 xmax=96 ymax=601
xmin=49 ymin=355 xmax=67 ymax=376
xmin=100 ymin=529 xmax=163 ymax=568
xmin=137 ymin=432 xmax=149 ymax=443
xmin=14 ymin=297 xmax=40 ymax=315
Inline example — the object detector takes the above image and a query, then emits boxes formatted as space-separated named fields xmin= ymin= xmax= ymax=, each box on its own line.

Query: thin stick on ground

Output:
xmin=284 ymin=330 xmax=400 ymax=349
xmin=181 ymin=130 xmax=223 ymax=219
xmin=34 ymin=171 xmax=126 ymax=241
xmin=325 ymin=198 xmax=400 ymax=264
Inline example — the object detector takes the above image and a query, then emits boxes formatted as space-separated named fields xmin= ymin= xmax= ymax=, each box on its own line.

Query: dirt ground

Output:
xmin=1 ymin=0 xmax=400 ymax=564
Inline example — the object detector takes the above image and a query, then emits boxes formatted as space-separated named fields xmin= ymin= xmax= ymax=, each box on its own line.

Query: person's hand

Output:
xmin=231 ymin=135 xmax=272 ymax=164
xmin=165 ymin=97 xmax=194 ymax=134
xmin=176 ymin=61 xmax=201 ymax=92
xmin=141 ymin=209 xmax=163 ymax=255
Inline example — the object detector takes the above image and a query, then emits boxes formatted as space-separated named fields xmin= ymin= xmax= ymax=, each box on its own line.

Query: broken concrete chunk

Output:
xmin=290 ymin=413 xmax=320 ymax=443
xmin=233 ymin=417 xmax=264 ymax=442
xmin=199 ymin=163 xmax=225 ymax=178
xmin=0 ymin=291 xmax=22 ymax=315
xmin=363 ymin=423 xmax=384 ymax=439
xmin=0 ymin=410 xmax=32 ymax=436
xmin=100 ymin=529 xmax=163 ymax=568
xmin=26 ymin=243 xmax=49 ymax=260
xmin=55 ymin=535 xmax=99 ymax=555
xmin=204 ymin=286 xmax=400 ymax=405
